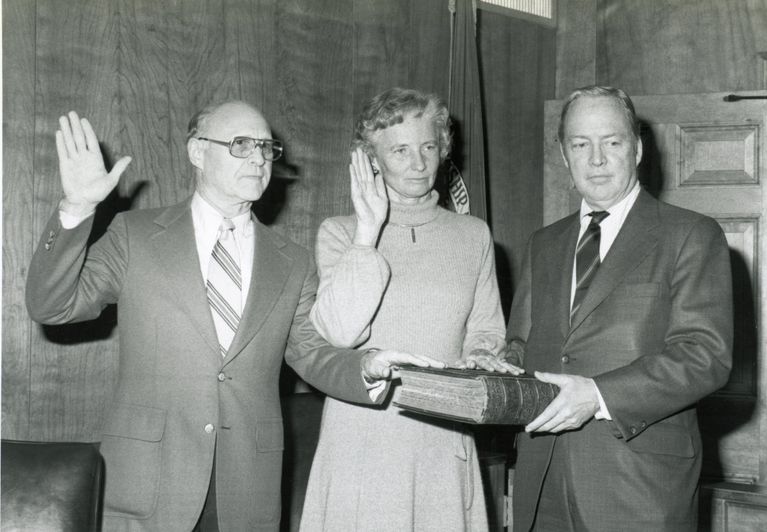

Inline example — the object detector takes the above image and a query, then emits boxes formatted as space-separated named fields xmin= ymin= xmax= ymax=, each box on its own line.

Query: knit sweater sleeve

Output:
xmin=461 ymin=222 xmax=506 ymax=358
xmin=310 ymin=217 xmax=391 ymax=348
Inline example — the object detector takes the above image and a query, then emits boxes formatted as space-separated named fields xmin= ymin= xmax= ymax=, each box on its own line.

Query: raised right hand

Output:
xmin=56 ymin=111 xmax=132 ymax=216
xmin=350 ymin=147 xmax=388 ymax=246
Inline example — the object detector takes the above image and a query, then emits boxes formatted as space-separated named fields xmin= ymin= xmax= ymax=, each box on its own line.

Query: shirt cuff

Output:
xmin=363 ymin=377 xmax=387 ymax=402
xmin=59 ymin=203 xmax=95 ymax=229
xmin=592 ymin=380 xmax=612 ymax=420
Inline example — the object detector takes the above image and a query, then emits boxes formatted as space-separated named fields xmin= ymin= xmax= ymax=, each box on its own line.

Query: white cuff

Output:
xmin=59 ymin=205 xmax=94 ymax=229
xmin=593 ymin=380 xmax=612 ymax=420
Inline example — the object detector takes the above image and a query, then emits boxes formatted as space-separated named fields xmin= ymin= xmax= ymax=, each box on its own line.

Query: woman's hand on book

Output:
xmin=456 ymin=349 xmax=525 ymax=374
xmin=361 ymin=349 xmax=446 ymax=381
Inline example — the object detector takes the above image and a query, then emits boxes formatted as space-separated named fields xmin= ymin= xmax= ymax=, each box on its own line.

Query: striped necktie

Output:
xmin=571 ymin=210 xmax=609 ymax=324
xmin=207 ymin=219 xmax=242 ymax=356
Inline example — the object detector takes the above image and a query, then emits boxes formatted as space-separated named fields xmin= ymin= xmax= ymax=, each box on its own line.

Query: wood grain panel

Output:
xmin=117 ymin=0 xmax=174 ymax=210
xmin=30 ymin=0 xmax=122 ymax=441
xmin=597 ymin=0 xmax=767 ymax=94
xmin=166 ymin=0 xmax=240 ymax=208
xmin=2 ymin=0 xmax=37 ymax=440
xmin=555 ymin=0 xmax=596 ymax=98
xmin=408 ymin=0 xmax=451 ymax=96
xmin=480 ymin=10 xmax=556 ymax=314
xmin=266 ymin=0 xmax=356 ymax=248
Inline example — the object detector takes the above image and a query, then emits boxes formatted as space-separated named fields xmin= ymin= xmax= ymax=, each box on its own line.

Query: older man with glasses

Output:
xmin=26 ymin=100 xmax=442 ymax=532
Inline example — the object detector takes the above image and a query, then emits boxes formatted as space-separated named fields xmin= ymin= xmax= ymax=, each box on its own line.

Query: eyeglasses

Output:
xmin=197 ymin=136 xmax=283 ymax=161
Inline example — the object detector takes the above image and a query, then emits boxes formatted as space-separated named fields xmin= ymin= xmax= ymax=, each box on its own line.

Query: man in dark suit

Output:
xmin=506 ymin=86 xmax=733 ymax=531
xmin=25 ymin=101 xmax=439 ymax=532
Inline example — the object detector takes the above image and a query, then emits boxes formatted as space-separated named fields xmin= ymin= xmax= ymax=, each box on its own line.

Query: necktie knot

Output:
xmin=219 ymin=218 xmax=236 ymax=239
xmin=588 ymin=210 xmax=609 ymax=225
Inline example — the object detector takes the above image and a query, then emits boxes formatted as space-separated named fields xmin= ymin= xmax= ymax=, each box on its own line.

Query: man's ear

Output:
xmin=559 ymin=143 xmax=570 ymax=169
xmin=187 ymin=138 xmax=205 ymax=171
xmin=635 ymin=137 xmax=643 ymax=167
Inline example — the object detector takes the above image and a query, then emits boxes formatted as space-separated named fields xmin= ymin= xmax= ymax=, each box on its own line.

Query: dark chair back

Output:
xmin=1 ymin=440 xmax=104 ymax=532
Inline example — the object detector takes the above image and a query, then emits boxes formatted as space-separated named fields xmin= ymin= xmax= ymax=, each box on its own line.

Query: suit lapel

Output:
xmin=554 ymin=217 xmax=581 ymax=338
xmin=224 ymin=217 xmax=292 ymax=364
xmin=567 ymin=190 xmax=660 ymax=335
xmin=149 ymin=200 xmax=220 ymax=356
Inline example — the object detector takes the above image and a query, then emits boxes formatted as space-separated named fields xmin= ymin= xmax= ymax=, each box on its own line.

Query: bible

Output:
xmin=393 ymin=367 xmax=559 ymax=425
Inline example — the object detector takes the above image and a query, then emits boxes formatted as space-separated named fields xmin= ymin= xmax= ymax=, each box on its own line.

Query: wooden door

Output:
xmin=543 ymin=91 xmax=767 ymax=528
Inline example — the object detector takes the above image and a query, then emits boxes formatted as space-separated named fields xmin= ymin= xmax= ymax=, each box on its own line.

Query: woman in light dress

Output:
xmin=300 ymin=87 xmax=519 ymax=532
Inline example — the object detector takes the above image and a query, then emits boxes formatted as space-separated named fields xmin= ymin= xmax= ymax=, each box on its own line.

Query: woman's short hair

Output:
xmin=352 ymin=87 xmax=451 ymax=161
xmin=557 ymin=85 xmax=640 ymax=142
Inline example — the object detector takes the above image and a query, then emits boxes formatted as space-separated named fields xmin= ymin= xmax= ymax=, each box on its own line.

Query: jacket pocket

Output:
xmin=624 ymin=422 xmax=694 ymax=458
xmin=101 ymin=403 xmax=166 ymax=519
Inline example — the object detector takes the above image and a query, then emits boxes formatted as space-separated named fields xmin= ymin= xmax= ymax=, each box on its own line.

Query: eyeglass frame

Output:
xmin=196 ymin=136 xmax=283 ymax=161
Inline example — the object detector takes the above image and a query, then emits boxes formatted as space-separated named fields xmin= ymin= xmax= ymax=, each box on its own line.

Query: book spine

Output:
xmin=481 ymin=377 xmax=558 ymax=425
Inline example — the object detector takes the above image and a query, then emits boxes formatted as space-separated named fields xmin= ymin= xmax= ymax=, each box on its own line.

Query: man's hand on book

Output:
xmin=361 ymin=349 xmax=446 ymax=382
xmin=456 ymin=349 xmax=524 ymax=374
xmin=524 ymin=372 xmax=600 ymax=433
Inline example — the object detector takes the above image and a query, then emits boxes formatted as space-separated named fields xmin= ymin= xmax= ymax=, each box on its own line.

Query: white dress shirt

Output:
xmin=190 ymin=192 xmax=254 ymax=302
xmin=571 ymin=182 xmax=641 ymax=420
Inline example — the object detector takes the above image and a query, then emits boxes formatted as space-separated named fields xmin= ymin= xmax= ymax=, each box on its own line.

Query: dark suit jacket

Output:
xmin=26 ymin=198 xmax=378 ymax=532
xmin=506 ymin=190 xmax=732 ymax=532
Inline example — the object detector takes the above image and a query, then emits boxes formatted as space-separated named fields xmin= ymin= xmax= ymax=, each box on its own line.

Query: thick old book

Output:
xmin=393 ymin=367 xmax=559 ymax=425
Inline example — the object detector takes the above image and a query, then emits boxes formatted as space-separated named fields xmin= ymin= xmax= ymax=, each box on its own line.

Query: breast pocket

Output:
xmin=100 ymin=403 xmax=166 ymax=519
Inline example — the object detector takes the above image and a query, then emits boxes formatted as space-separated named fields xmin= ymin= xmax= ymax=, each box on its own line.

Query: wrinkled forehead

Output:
xmin=206 ymin=102 xmax=272 ymax=139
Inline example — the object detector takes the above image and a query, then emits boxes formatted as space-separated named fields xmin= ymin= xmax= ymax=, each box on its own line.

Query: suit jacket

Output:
xmin=26 ymin=198 xmax=378 ymax=532
xmin=506 ymin=190 xmax=732 ymax=532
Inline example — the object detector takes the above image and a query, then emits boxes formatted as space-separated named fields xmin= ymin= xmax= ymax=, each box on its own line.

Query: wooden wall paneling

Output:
xmin=407 ymin=0 xmax=450 ymax=97
xmin=2 ymin=0 xmax=37 ymax=440
xmin=597 ymin=0 xmax=767 ymax=95
xmin=479 ymin=10 xmax=556 ymax=315
xmin=117 ymin=0 xmax=175 ymax=211
xmin=555 ymin=0 xmax=596 ymax=98
xmin=30 ymin=0 xmax=122 ymax=441
xmin=231 ymin=0 xmax=275 ymax=126
xmin=165 ymin=0 xmax=241 ymax=209
xmin=266 ymin=0 xmax=356 ymax=248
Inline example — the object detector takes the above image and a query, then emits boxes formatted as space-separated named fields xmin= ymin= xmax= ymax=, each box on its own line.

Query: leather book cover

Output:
xmin=394 ymin=367 xmax=559 ymax=425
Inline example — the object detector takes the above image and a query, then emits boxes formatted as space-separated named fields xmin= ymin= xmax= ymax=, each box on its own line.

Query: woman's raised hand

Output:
xmin=56 ymin=111 xmax=132 ymax=217
xmin=350 ymin=147 xmax=388 ymax=246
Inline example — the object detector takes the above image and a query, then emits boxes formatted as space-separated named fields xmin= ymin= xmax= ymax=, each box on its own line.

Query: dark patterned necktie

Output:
xmin=571 ymin=211 xmax=609 ymax=324
xmin=207 ymin=219 xmax=242 ymax=356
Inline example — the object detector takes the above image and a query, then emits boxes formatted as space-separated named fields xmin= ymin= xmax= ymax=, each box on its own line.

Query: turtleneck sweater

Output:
xmin=301 ymin=190 xmax=505 ymax=532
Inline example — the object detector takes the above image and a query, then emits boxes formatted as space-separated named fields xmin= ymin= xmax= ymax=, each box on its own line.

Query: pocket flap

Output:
xmin=625 ymin=422 xmax=694 ymax=458
xmin=103 ymin=403 xmax=167 ymax=442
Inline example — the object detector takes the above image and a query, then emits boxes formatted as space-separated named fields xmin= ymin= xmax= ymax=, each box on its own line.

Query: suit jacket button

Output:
xmin=217 ymin=372 xmax=226 ymax=382
xmin=204 ymin=424 xmax=215 ymax=434
xmin=561 ymin=354 xmax=570 ymax=364
xmin=630 ymin=425 xmax=638 ymax=435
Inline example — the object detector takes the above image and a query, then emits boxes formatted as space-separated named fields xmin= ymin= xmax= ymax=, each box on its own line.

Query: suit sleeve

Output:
xmin=461 ymin=222 xmax=507 ymax=357
xmin=26 ymin=210 xmax=127 ymax=324
xmin=504 ymin=235 xmax=534 ymax=366
xmin=309 ymin=218 xmax=391 ymax=348
xmin=594 ymin=217 xmax=733 ymax=440
xmin=285 ymin=250 xmax=388 ymax=405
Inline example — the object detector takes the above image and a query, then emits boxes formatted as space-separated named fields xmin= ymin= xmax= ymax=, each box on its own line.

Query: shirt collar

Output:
xmin=191 ymin=192 xmax=253 ymax=238
xmin=579 ymin=181 xmax=641 ymax=223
